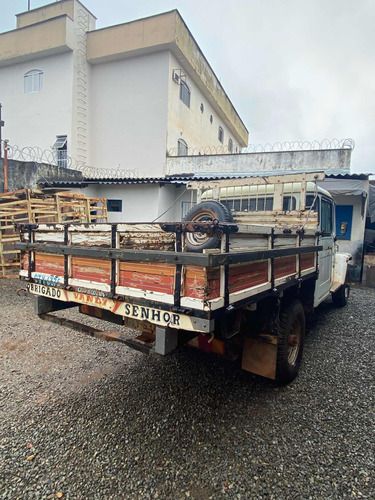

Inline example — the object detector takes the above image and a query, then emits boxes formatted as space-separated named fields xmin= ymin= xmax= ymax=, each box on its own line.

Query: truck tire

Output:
xmin=332 ymin=283 xmax=349 ymax=307
xmin=183 ymin=201 xmax=233 ymax=252
xmin=276 ymin=299 xmax=305 ymax=384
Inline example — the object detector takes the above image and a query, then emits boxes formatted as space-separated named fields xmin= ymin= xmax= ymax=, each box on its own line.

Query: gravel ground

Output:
xmin=0 ymin=277 xmax=374 ymax=499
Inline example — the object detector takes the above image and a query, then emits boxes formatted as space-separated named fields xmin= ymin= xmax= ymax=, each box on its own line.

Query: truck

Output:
xmin=16 ymin=171 xmax=351 ymax=384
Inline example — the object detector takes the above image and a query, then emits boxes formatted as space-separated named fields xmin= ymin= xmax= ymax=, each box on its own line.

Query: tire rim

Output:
xmin=185 ymin=211 xmax=216 ymax=247
xmin=287 ymin=319 xmax=301 ymax=366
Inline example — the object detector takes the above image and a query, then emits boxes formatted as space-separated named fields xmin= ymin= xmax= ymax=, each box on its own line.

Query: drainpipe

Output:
xmin=3 ymin=139 xmax=8 ymax=193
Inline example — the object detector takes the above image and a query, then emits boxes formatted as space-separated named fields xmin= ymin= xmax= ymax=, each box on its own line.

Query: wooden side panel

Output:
xmin=229 ymin=261 xmax=269 ymax=293
xmin=34 ymin=253 xmax=64 ymax=276
xmin=71 ymin=232 xmax=111 ymax=247
xmin=184 ymin=266 xmax=220 ymax=300
xmin=71 ymin=257 xmax=111 ymax=284
xmin=119 ymin=262 xmax=175 ymax=294
xmin=22 ymin=253 xmax=29 ymax=271
xmin=119 ymin=232 xmax=175 ymax=251
xmin=274 ymin=256 xmax=296 ymax=279
xmin=233 ymin=211 xmax=318 ymax=229
xmin=300 ymin=252 xmax=315 ymax=270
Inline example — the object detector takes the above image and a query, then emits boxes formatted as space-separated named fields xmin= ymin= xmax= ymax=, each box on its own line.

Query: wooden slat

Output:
xmin=71 ymin=256 xmax=111 ymax=283
xmin=35 ymin=253 xmax=64 ymax=276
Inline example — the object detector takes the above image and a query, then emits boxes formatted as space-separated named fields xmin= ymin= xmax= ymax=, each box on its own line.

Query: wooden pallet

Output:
xmin=0 ymin=189 xmax=108 ymax=276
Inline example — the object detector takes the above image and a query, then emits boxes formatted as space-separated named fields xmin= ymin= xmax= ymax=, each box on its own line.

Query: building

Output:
xmin=0 ymin=0 xmax=248 ymax=176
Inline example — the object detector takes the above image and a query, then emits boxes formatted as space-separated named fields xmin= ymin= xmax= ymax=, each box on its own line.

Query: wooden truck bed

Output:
xmin=17 ymin=221 xmax=321 ymax=332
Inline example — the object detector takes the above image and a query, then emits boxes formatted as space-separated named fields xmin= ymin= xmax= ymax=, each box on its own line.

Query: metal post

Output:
xmin=3 ymin=139 xmax=8 ymax=193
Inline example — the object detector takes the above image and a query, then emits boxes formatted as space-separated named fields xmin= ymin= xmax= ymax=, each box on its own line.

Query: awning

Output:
xmin=318 ymin=178 xmax=368 ymax=196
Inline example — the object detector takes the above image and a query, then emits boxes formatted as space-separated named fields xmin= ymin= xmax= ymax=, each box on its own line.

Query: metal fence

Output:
xmin=0 ymin=141 xmax=139 ymax=179
xmin=167 ymin=138 xmax=355 ymax=157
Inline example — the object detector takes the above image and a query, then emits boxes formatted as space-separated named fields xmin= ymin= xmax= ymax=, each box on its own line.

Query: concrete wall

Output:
xmin=89 ymin=52 xmax=170 ymax=177
xmin=0 ymin=52 xmax=74 ymax=155
xmin=0 ymin=159 xmax=82 ymax=192
xmin=166 ymin=149 xmax=352 ymax=175
xmin=167 ymin=53 xmax=241 ymax=155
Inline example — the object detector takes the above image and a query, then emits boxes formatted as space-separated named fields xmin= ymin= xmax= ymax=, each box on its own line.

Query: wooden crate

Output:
xmin=0 ymin=189 xmax=108 ymax=277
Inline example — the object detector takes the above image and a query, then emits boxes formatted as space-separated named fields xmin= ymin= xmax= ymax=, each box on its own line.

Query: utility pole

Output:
xmin=0 ymin=103 xmax=4 ymax=159
xmin=28 ymin=1 xmax=31 ymax=11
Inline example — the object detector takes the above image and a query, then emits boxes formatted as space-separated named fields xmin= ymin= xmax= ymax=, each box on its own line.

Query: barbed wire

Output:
xmin=0 ymin=141 xmax=139 ymax=179
xmin=167 ymin=138 xmax=355 ymax=157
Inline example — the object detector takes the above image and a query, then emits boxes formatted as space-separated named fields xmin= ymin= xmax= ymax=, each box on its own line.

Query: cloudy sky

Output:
xmin=1 ymin=0 xmax=374 ymax=173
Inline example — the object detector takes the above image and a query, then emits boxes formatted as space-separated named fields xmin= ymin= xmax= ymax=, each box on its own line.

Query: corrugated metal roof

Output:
xmin=41 ymin=170 xmax=371 ymax=187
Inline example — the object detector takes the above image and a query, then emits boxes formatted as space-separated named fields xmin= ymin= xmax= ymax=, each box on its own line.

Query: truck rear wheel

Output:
xmin=276 ymin=299 xmax=305 ymax=384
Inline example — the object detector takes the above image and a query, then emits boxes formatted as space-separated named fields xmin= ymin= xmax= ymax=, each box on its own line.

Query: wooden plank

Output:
xmin=71 ymin=256 xmax=111 ymax=284
xmin=35 ymin=253 xmax=64 ymax=275
xmin=274 ymin=255 xmax=296 ymax=279
xmin=187 ymin=172 xmax=325 ymax=191
xmin=300 ymin=252 xmax=315 ymax=270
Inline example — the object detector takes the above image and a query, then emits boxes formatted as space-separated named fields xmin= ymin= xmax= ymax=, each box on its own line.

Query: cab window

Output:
xmin=321 ymin=198 xmax=333 ymax=236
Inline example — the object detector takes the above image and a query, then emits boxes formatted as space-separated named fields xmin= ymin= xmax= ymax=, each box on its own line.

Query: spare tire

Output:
xmin=183 ymin=201 xmax=233 ymax=252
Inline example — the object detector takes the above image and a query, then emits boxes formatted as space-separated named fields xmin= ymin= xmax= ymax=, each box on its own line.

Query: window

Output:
xmin=24 ymin=70 xmax=43 ymax=94
xmin=53 ymin=135 xmax=67 ymax=168
xmin=107 ymin=200 xmax=122 ymax=212
xmin=321 ymin=198 xmax=333 ymax=236
xmin=218 ymin=126 xmax=224 ymax=143
xmin=221 ymin=197 xmax=273 ymax=212
xmin=179 ymin=81 xmax=190 ymax=107
xmin=200 ymin=103 xmax=204 ymax=113
xmin=228 ymin=138 xmax=233 ymax=153
xmin=282 ymin=196 xmax=297 ymax=211
xmin=177 ymin=139 xmax=188 ymax=156
xmin=210 ymin=115 xmax=213 ymax=124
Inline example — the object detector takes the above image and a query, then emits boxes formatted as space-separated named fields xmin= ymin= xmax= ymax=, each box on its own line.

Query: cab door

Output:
xmin=314 ymin=197 xmax=335 ymax=306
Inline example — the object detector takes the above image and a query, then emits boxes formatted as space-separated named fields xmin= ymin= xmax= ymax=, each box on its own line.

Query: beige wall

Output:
xmin=17 ymin=1 xmax=75 ymax=28
xmin=167 ymin=52 xmax=241 ymax=155
xmin=0 ymin=16 xmax=75 ymax=67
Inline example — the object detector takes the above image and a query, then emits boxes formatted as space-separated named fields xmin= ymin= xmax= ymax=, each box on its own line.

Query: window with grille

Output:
xmin=179 ymin=81 xmax=190 ymax=107
xmin=24 ymin=70 xmax=43 ymax=94
xmin=178 ymin=139 xmax=188 ymax=156
xmin=52 ymin=135 xmax=67 ymax=168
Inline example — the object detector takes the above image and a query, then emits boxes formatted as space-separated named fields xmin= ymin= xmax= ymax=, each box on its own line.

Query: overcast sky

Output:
xmin=1 ymin=0 xmax=375 ymax=173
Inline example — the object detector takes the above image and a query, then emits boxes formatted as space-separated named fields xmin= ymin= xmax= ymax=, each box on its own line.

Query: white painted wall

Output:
xmin=167 ymin=53 xmax=240 ymax=155
xmin=0 ymin=52 xmax=74 ymax=154
xmin=89 ymin=52 xmax=170 ymax=177
xmin=73 ymin=183 xmax=192 ymax=223
xmin=333 ymin=194 xmax=366 ymax=273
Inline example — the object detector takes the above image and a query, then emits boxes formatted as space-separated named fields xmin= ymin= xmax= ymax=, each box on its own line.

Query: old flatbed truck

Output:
xmin=16 ymin=172 xmax=351 ymax=384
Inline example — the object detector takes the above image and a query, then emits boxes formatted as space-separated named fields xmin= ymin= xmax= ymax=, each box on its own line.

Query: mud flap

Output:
xmin=241 ymin=336 xmax=277 ymax=380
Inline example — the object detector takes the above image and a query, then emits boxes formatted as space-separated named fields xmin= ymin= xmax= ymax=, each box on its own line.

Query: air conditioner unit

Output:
xmin=172 ymin=71 xmax=180 ymax=84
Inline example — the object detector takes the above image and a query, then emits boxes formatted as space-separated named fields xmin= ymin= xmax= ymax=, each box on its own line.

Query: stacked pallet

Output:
xmin=0 ymin=189 xmax=108 ymax=276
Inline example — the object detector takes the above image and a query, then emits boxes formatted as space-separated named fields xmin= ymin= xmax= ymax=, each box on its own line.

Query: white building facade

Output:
xmin=0 ymin=0 xmax=248 ymax=177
